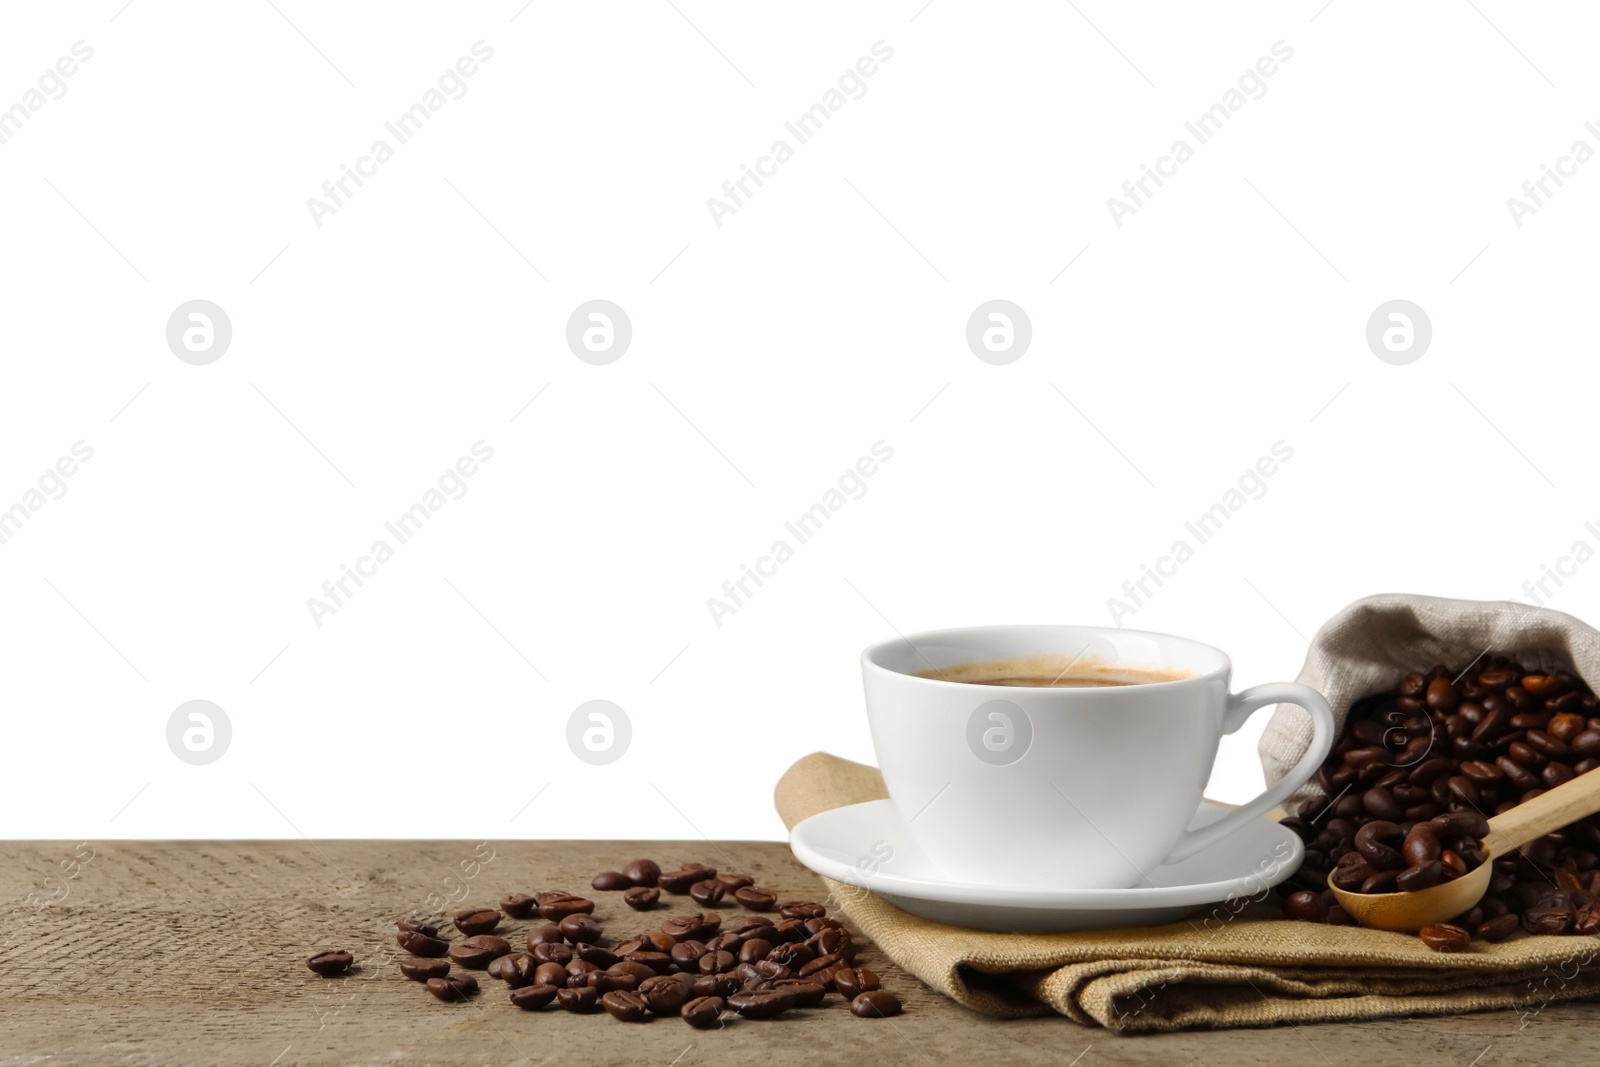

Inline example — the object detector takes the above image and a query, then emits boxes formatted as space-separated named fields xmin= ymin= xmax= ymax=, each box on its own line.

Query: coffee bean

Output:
xmin=851 ymin=990 xmax=903 ymax=1018
xmin=670 ymin=940 xmax=709 ymax=968
xmin=538 ymin=892 xmax=595 ymax=922
xmin=532 ymin=942 xmax=573 ymax=965
xmin=772 ymin=978 xmax=827 ymax=1006
xmin=1426 ymin=678 xmax=1459 ymax=711
xmin=661 ymin=913 xmax=720 ymax=942
xmin=578 ymin=943 xmax=621 ymax=969
xmin=453 ymin=907 xmax=501 ymax=936
xmin=768 ymin=942 xmax=815 ymax=969
xmin=307 ymin=950 xmax=353 ymax=976
xmin=734 ymin=886 xmax=777 ymax=911
xmin=693 ymin=974 xmax=742 ymax=999
xmin=534 ymin=961 xmax=567 ymax=987
xmin=728 ymin=989 xmax=796 ymax=1019
xmin=427 ymin=973 xmax=479 ymax=1002
xmin=527 ymin=925 xmax=565 ymax=948
xmin=450 ymin=935 xmax=512 ymax=969
xmin=1403 ymin=823 xmax=1441 ymax=866
xmin=659 ymin=865 xmax=717 ymax=894
xmin=557 ymin=986 xmax=599 ymax=1012
xmin=1282 ymin=891 xmax=1328 ymax=923
xmin=697 ymin=950 xmax=736 ymax=975
xmin=779 ymin=901 xmax=826 ymax=920
xmin=1418 ymin=924 xmax=1471 ymax=953
xmin=682 ymin=995 xmax=726 ymax=1028
xmin=716 ymin=872 xmax=755 ymax=891
xmin=609 ymin=960 xmax=657 ymax=983
xmin=592 ymin=871 xmax=632 ymax=891
xmin=397 ymin=918 xmax=439 ymax=937
xmin=624 ymin=886 xmax=660 ymax=911
xmin=622 ymin=858 xmax=661 ymax=887
xmin=1475 ymin=913 xmax=1520 ymax=942
xmin=1354 ymin=821 xmax=1403 ymax=870
xmin=487 ymin=952 xmax=538 ymax=987
xmin=833 ymin=966 xmax=880 ymax=1000
xmin=399 ymin=957 xmax=450 ymax=982
xmin=625 ymin=951 xmax=675 ymax=975
xmin=559 ymin=915 xmax=603 ymax=945
xmin=690 ymin=879 xmax=726 ymax=907
xmin=397 ymin=930 xmax=449 ymax=958
xmin=1523 ymin=895 xmax=1575 ymax=935
xmin=509 ymin=983 xmax=559 ymax=1010
xmin=639 ymin=974 xmax=692 ymax=1014
xmin=1575 ymin=901 xmax=1600 ymax=936
xmin=500 ymin=893 xmax=538 ymax=919
xmin=1396 ymin=861 xmax=1442 ymax=892
xmin=601 ymin=989 xmax=651 ymax=1022
xmin=738 ymin=937 xmax=775 ymax=963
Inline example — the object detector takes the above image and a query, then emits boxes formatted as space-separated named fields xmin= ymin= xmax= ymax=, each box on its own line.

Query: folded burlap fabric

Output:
xmin=776 ymin=752 xmax=1600 ymax=1032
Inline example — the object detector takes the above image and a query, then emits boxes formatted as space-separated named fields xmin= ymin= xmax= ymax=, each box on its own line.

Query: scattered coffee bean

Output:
xmin=578 ymin=943 xmax=621 ymax=968
xmin=560 ymin=915 xmax=604 ymax=945
xmin=602 ymin=989 xmax=651 ymax=1022
xmin=538 ymin=892 xmax=596 ymax=922
xmin=453 ymin=907 xmax=502 ymax=936
xmin=639 ymin=974 xmax=692 ymax=1014
xmin=306 ymin=950 xmax=353 ymax=976
xmin=527 ymin=925 xmax=565 ymax=948
xmin=399 ymin=957 xmax=450 ymax=982
xmin=486 ymin=952 xmax=538 ymax=987
xmin=450 ymin=935 xmax=512 ymax=969
xmin=716 ymin=872 xmax=755 ymax=891
xmin=773 ymin=978 xmax=827 ymax=1006
xmin=397 ymin=930 xmax=449 ymax=958
xmin=397 ymin=918 xmax=439 ymax=937
xmin=851 ymin=990 xmax=903 ymax=1018
xmin=779 ymin=901 xmax=827 ymax=920
xmin=557 ymin=986 xmax=599 ymax=1012
xmin=427 ymin=973 xmax=479 ymax=1002
xmin=532 ymin=941 xmax=573 ymax=965
xmin=534 ymin=961 xmax=567 ymax=987
xmin=510 ymin=983 xmax=559 ymax=1010
xmin=500 ymin=893 xmax=538 ymax=919
xmin=1474 ymin=913 xmax=1520 ymax=942
xmin=834 ymin=966 xmax=880 ymax=999
xmin=728 ymin=989 xmax=795 ymax=1019
xmin=659 ymin=865 xmax=717 ymax=894
xmin=622 ymin=858 xmax=662 ymax=887
xmin=693 ymin=974 xmax=742 ymax=998
xmin=624 ymin=886 xmax=661 ymax=911
xmin=682 ymin=995 xmax=726 ymax=1028
xmin=592 ymin=871 xmax=632 ymax=891
xmin=1282 ymin=891 xmax=1328 ymax=923
xmin=1418 ymin=924 xmax=1471 ymax=953
xmin=734 ymin=886 xmax=777 ymax=911
xmin=690 ymin=880 xmax=726 ymax=907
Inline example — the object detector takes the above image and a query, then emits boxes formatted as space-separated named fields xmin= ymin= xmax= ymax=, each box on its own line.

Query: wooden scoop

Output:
xmin=1330 ymin=768 xmax=1600 ymax=932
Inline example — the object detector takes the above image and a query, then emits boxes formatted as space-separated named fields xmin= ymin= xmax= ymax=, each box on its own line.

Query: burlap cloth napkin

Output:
xmin=776 ymin=752 xmax=1600 ymax=1032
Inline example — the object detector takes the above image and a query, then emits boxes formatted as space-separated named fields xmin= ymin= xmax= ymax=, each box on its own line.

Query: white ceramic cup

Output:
xmin=861 ymin=624 xmax=1334 ymax=890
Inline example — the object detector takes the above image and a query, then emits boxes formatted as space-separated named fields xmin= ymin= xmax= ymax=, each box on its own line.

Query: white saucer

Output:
xmin=790 ymin=798 xmax=1303 ymax=932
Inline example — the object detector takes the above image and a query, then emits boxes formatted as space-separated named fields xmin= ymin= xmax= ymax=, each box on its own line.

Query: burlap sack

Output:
xmin=1258 ymin=592 xmax=1600 ymax=814
xmin=776 ymin=752 xmax=1600 ymax=1032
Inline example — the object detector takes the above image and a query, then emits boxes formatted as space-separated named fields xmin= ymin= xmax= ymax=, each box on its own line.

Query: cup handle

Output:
xmin=1161 ymin=682 xmax=1335 ymax=865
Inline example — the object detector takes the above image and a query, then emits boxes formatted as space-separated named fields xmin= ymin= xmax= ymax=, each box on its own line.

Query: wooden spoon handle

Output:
xmin=1483 ymin=769 xmax=1600 ymax=857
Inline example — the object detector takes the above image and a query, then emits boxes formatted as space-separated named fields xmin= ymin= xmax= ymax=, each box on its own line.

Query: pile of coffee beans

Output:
xmin=1279 ymin=659 xmax=1600 ymax=948
xmin=305 ymin=857 xmax=903 ymax=1027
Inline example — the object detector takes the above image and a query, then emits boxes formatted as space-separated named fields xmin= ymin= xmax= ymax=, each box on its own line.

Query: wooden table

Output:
xmin=4 ymin=840 xmax=1596 ymax=1065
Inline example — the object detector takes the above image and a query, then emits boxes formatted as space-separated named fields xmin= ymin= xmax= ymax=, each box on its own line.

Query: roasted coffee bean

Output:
xmin=662 ymin=913 xmax=720 ymax=942
xmin=559 ymin=915 xmax=603 ymax=945
xmin=307 ymin=950 xmax=353 ymax=976
xmin=728 ymin=989 xmax=796 ymax=1019
xmin=538 ymin=893 xmax=595 ymax=922
xmin=1282 ymin=891 xmax=1329 ymax=923
xmin=639 ymin=974 xmax=692 ymax=1014
xmin=769 ymin=918 xmax=807 ymax=943
xmin=772 ymin=978 xmax=827 ymax=1006
xmin=624 ymin=886 xmax=660 ymax=911
xmin=768 ymin=942 xmax=815 ymax=969
xmin=1475 ymin=913 xmax=1520 ymax=942
xmin=532 ymin=942 xmax=573 ymax=965
xmin=397 ymin=930 xmax=449 ymax=958
xmin=573 ymin=945 xmax=616 ymax=969
xmin=1402 ymin=823 xmax=1442 ymax=866
xmin=567 ymin=959 xmax=598 ymax=983
xmin=622 ymin=858 xmax=662 ymax=887
xmin=527 ymin=924 xmax=565 ymax=947
xmin=509 ymin=983 xmax=559 ymax=1010
xmin=487 ymin=952 xmax=538 ymax=987
xmin=1361 ymin=786 xmax=1402 ymax=821
xmin=1354 ymin=821 xmax=1404 ymax=870
xmin=450 ymin=935 xmax=512 ymax=969
xmin=1418 ymin=924 xmax=1471 ymax=953
xmin=601 ymin=989 xmax=651 ymax=1022
xmin=1572 ymin=729 xmax=1600 ymax=759
xmin=1574 ymin=901 xmax=1600 ymax=936
xmin=670 ymin=940 xmax=710 ymax=968
xmin=1432 ymin=811 xmax=1490 ymax=840
xmin=833 ymin=966 xmax=880 ymax=1000
xmin=697 ymin=950 xmax=736 ymax=975
xmin=427 ymin=973 xmax=479 ymax=1002
xmin=557 ymin=986 xmax=599 ymax=1013
xmin=734 ymin=886 xmax=777 ymax=911
xmin=500 ymin=893 xmax=538 ymax=919
xmin=683 ymin=995 xmax=726 ymax=1028
xmin=399 ymin=957 xmax=451 ymax=982
xmin=625 ymin=951 xmax=675 ymax=975
xmin=738 ymin=937 xmax=775 ymax=963
xmin=851 ymin=990 xmax=903 ymax=1018
xmin=534 ymin=961 xmax=567 ymax=987
xmin=1360 ymin=870 xmax=1399 ymax=895
xmin=1409 ymin=756 xmax=1453 ymax=785
xmin=397 ymin=918 xmax=439 ymax=937
xmin=716 ymin=872 xmax=755 ymax=891
xmin=690 ymin=879 xmax=726 ymax=907
xmin=591 ymin=971 xmax=640 ymax=994
xmin=693 ymin=974 xmax=742 ymax=998
xmin=1522 ymin=895 xmax=1575 ymax=935
xmin=779 ymin=901 xmax=827 ymax=920
xmin=1396 ymin=861 xmax=1442 ymax=892
xmin=592 ymin=871 xmax=632 ymax=891
xmin=1426 ymin=678 xmax=1459 ymax=711
xmin=800 ymin=954 xmax=842 ymax=982
xmin=659 ymin=865 xmax=717 ymax=894
xmin=453 ymin=907 xmax=501 ymax=936
xmin=752 ymin=960 xmax=795 ymax=981
xmin=1440 ymin=849 xmax=1467 ymax=878
xmin=1330 ymin=853 xmax=1373 ymax=891
xmin=609 ymin=960 xmax=657 ymax=982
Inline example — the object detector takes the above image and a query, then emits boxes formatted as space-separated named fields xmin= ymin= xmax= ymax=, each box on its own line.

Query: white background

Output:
xmin=3 ymin=0 xmax=1598 ymax=843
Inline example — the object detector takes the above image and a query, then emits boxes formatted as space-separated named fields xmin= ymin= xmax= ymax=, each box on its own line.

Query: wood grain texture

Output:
xmin=2 ymin=840 xmax=1596 ymax=1066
